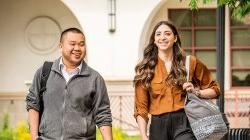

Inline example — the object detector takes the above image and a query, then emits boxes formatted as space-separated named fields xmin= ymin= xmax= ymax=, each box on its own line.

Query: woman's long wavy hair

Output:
xmin=134 ymin=21 xmax=186 ymax=89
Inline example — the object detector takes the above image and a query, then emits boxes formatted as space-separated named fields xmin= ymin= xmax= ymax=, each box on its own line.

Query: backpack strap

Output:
xmin=39 ymin=61 xmax=53 ymax=129
xmin=40 ymin=61 xmax=53 ymax=95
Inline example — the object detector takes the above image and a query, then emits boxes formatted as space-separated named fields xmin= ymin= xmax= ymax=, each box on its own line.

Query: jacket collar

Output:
xmin=51 ymin=57 xmax=90 ymax=76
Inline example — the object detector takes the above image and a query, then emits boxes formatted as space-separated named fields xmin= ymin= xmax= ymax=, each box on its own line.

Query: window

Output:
xmin=230 ymin=15 xmax=250 ymax=87
xmin=169 ymin=9 xmax=217 ymax=78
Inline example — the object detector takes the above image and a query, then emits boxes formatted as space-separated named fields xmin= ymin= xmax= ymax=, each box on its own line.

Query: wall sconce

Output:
xmin=108 ymin=0 xmax=116 ymax=33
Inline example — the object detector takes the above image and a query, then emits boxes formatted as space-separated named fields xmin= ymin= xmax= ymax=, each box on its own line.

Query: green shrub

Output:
xmin=0 ymin=113 xmax=14 ymax=140
xmin=0 ymin=114 xmax=139 ymax=140
xmin=0 ymin=113 xmax=31 ymax=140
xmin=13 ymin=121 xmax=31 ymax=140
xmin=96 ymin=127 xmax=139 ymax=140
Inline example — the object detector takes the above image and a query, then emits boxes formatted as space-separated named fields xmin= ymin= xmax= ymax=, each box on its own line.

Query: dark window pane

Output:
xmin=195 ymin=10 xmax=216 ymax=26
xmin=195 ymin=51 xmax=216 ymax=67
xmin=232 ymin=50 xmax=250 ymax=67
xmin=195 ymin=30 xmax=216 ymax=47
xmin=230 ymin=13 xmax=250 ymax=87
xmin=184 ymin=50 xmax=191 ymax=55
xmin=231 ymin=29 xmax=250 ymax=46
xmin=232 ymin=71 xmax=250 ymax=86
xmin=179 ymin=30 xmax=192 ymax=47
xmin=169 ymin=10 xmax=192 ymax=27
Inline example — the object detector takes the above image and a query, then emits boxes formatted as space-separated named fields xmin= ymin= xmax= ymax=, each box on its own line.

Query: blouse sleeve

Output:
xmin=134 ymin=82 xmax=149 ymax=122
xmin=191 ymin=56 xmax=221 ymax=97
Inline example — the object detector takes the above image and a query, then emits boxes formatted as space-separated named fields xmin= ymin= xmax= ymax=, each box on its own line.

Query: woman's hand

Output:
xmin=136 ymin=116 xmax=148 ymax=140
xmin=183 ymin=82 xmax=219 ymax=99
xmin=183 ymin=82 xmax=202 ymax=97
xmin=183 ymin=82 xmax=195 ymax=93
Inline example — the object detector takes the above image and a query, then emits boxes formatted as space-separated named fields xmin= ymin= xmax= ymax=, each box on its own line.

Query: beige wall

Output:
xmin=0 ymin=0 xmax=249 ymax=131
xmin=0 ymin=93 xmax=27 ymax=127
xmin=62 ymin=0 xmax=162 ymax=80
xmin=0 ymin=0 xmax=233 ymax=93
xmin=0 ymin=0 xmax=81 ymax=92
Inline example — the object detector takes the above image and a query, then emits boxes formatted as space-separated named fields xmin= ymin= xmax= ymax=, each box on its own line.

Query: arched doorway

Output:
xmin=0 ymin=0 xmax=82 ymax=126
xmin=0 ymin=0 xmax=82 ymax=92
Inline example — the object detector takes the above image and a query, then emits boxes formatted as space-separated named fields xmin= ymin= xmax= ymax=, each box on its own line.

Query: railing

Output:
xmin=225 ymin=91 xmax=250 ymax=128
xmin=108 ymin=91 xmax=250 ymax=134
xmin=0 ymin=88 xmax=250 ymax=135
xmin=109 ymin=93 xmax=139 ymax=135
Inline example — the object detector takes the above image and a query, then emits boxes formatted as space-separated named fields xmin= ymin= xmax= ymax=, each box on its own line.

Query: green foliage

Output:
xmin=231 ymin=1 xmax=250 ymax=19
xmin=245 ymin=74 xmax=250 ymax=84
xmin=0 ymin=113 xmax=31 ymax=140
xmin=0 ymin=113 xmax=14 ymax=140
xmin=188 ymin=0 xmax=250 ymax=19
xmin=189 ymin=0 xmax=213 ymax=10
xmin=0 ymin=114 xmax=139 ymax=140
xmin=13 ymin=121 xmax=31 ymax=140
xmin=189 ymin=0 xmax=199 ymax=10
xmin=96 ymin=127 xmax=139 ymax=140
xmin=220 ymin=0 xmax=250 ymax=19
xmin=232 ymin=74 xmax=250 ymax=86
xmin=112 ymin=127 xmax=124 ymax=139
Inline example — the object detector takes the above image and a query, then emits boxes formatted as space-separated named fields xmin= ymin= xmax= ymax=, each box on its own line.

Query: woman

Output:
xmin=133 ymin=21 xmax=220 ymax=140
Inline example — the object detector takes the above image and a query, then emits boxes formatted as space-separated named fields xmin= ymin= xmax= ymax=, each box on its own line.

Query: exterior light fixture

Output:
xmin=108 ymin=0 xmax=116 ymax=33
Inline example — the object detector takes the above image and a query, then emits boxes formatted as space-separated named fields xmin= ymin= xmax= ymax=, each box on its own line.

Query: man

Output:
xmin=26 ymin=28 xmax=112 ymax=140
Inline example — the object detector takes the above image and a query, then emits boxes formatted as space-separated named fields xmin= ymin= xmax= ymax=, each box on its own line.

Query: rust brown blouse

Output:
xmin=134 ymin=55 xmax=220 ymax=122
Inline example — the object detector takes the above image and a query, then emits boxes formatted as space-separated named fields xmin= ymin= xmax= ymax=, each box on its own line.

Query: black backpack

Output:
xmin=39 ymin=61 xmax=53 ymax=122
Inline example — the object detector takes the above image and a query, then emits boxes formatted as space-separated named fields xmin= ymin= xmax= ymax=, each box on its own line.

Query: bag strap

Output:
xmin=185 ymin=55 xmax=190 ymax=82
xmin=184 ymin=55 xmax=191 ymax=103
xmin=39 ymin=61 xmax=53 ymax=127
xmin=40 ymin=61 xmax=53 ymax=94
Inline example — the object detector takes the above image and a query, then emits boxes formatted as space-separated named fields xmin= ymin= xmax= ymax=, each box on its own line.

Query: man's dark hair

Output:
xmin=60 ymin=27 xmax=84 ymax=42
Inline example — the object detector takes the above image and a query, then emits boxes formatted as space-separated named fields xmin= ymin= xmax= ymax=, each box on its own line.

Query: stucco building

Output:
xmin=0 ymin=0 xmax=249 ymax=134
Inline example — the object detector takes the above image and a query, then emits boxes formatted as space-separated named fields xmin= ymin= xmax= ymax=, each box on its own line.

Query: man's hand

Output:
xmin=99 ymin=125 xmax=113 ymax=140
xmin=28 ymin=109 xmax=39 ymax=140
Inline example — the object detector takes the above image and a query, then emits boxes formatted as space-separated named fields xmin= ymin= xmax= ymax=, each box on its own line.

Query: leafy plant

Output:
xmin=96 ymin=127 xmax=139 ymax=140
xmin=0 ymin=113 xmax=31 ymax=140
xmin=0 ymin=113 xmax=14 ymax=140
xmin=0 ymin=114 xmax=139 ymax=140
xmin=187 ymin=0 xmax=250 ymax=19
xmin=13 ymin=121 xmax=31 ymax=140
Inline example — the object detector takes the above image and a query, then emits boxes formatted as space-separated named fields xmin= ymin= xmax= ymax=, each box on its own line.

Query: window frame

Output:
xmin=230 ymin=14 xmax=250 ymax=88
xmin=168 ymin=8 xmax=217 ymax=74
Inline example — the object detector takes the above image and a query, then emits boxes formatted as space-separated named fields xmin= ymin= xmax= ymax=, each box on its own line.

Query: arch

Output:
xmin=0 ymin=0 xmax=84 ymax=92
xmin=59 ymin=0 xmax=90 ymax=60
xmin=138 ymin=0 xmax=168 ymax=59
xmin=60 ymin=0 xmax=85 ymax=31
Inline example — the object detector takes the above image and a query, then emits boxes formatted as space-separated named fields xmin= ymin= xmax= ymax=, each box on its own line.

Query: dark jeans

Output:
xmin=149 ymin=109 xmax=196 ymax=140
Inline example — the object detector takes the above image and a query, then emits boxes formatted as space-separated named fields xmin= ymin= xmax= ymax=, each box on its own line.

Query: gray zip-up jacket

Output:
xmin=26 ymin=58 xmax=112 ymax=140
